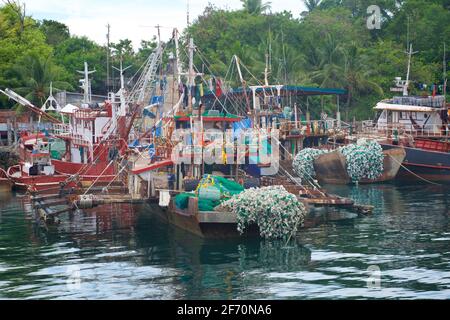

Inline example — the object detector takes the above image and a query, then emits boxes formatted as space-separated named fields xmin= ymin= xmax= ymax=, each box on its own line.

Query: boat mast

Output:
xmin=113 ymin=58 xmax=132 ymax=92
xmin=174 ymin=29 xmax=183 ymax=85
xmin=442 ymin=41 xmax=450 ymax=143
xmin=403 ymin=17 xmax=417 ymax=96
xmin=188 ymin=38 xmax=195 ymax=113
xmin=106 ymin=23 xmax=111 ymax=93
xmin=77 ymin=62 xmax=96 ymax=104
xmin=234 ymin=55 xmax=251 ymax=114
xmin=264 ymin=53 xmax=270 ymax=87
xmin=444 ymin=42 xmax=447 ymax=105
xmin=404 ymin=44 xmax=418 ymax=96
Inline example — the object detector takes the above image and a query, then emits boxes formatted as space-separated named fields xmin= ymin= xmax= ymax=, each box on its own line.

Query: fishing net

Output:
xmin=50 ymin=139 xmax=66 ymax=160
xmin=220 ymin=186 xmax=307 ymax=239
xmin=339 ymin=139 xmax=384 ymax=182
xmin=196 ymin=175 xmax=244 ymax=198
xmin=175 ymin=175 xmax=244 ymax=211
xmin=175 ymin=192 xmax=195 ymax=210
xmin=292 ymin=148 xmax=327 ymax=180
xmin=198 ymin=199 xmax=221 ymax=212
xmin=292 ymin=139 xmax=384 ymax=183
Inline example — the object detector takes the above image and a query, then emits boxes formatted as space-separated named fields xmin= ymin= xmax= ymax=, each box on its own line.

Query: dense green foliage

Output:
xmin=0 ymin=0 xmax=448 ymax=120
xmin=0 ymin=1 xmax=158 ymax=110
xmin=187 ymin=0 xmax=449 ymax=119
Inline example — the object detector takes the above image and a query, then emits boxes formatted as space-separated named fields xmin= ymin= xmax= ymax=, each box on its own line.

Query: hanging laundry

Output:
xmin=215 ymin=78 xmax=223 ymax=97
xmin=159 ymin=190 xmax=171 ymax=207
xmin=179 ymin=83 xmax=184 ymax=95
xmin=183 ymin=84 xmax=189 ymax=107
xmin=194 ymin=85 xmax=201 ymax=108
xmin=195 ymin=85 xmax=201 ymax=99
xmin=148 ymin=144 xmax=156 ymax=160
xmin=208 ymin=78 xmax=214 ymax=92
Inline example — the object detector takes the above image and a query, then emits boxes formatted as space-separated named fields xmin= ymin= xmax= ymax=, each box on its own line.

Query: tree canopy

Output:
xmin=0 ymin=0 xmax=448 ymax=120
xmin=187 ymin=0 xmax=449 ymax=119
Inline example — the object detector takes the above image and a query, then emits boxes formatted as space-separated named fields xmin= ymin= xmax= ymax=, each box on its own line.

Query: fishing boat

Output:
xmin=47 ymin=62 xmax=126 ymax=186
xmin=6 ymin=132 xmax=70 ymax=191
xmin=313 ymin=148 xmax=406 ymax=185
xmin=0 ymin=168 xmax=12 ymax=192
xmin=25 ymin=32 xmax=371 ymax=235
xmin=360 ymin=45 xmax=449 ymax=183
xmin=124 ymin=34 xmax=371 ymax=239
xmin=1 ymin=61 xmax=134 ymax=191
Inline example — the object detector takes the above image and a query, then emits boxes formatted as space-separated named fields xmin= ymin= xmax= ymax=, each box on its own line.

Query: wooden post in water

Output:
xmin=7 ymin=118 xmax=12 ymax=146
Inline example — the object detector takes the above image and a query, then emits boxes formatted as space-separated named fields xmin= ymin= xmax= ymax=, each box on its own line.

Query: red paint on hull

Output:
xmin=52 ymin=159 xmax=116 ymax=182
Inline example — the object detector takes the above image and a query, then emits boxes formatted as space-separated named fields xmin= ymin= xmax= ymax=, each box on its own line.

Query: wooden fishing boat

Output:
xmin=357 ymin=45 xmax=450 ymax=183
xmin=313 ymin=148 xmax=406 ymax=185
xmin=6 ymin=132 xmax=72 ymax=192
xmin=6 ymin=164 xmax=69 ymax=192
xmin=147 ymin=184 xmax=364 ymax=239
xmin=1 ymin=62 xmax=127 ymax=192
xmin=380 ymin=141 xmax=450 ymax=183
xmin=0 ymin=168 xmax=12 ymax=192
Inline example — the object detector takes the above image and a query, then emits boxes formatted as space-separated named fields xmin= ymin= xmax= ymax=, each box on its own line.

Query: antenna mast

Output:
xmin=113 ymin=58 xmax=132 ymax=91
xmin=404 ymin=44 xmax=418 ymax=96
xmin=174 ymin=29 xmax=183 ymax=85
xmin=77 ymin=62 xmax=96 ymax=104
xmin=444 ymin=42 xmax=447 ymax=105
xmin=188 ymin=38 xmax=195 ymax=112
xmin=187 ymin=0 xmax=190 ymax=27
xmin=155 ymin=24 xmax=161 ymax=44
xmin=106 ymin=23 xmax=111 ymax=92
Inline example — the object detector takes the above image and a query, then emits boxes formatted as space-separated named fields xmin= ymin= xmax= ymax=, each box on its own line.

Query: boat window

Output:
xmin=400 ymin=112 xmax=409 ymax=119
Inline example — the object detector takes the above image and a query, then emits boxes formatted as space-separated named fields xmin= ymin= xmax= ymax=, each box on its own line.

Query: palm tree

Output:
xmin=309 ymin=34 xmax=345 ymax=88
xmin=301 ymin=0 xmax=322 ymax=17
xmin=13 ymin=53 xmax=71 ymax=109
xmin=303 ymin=0 xmax=322 ymax=12
xmin=343 ymin=42 xmax=383 ymax=112
xmin=241 ymin=0 xmax=271 ymax=15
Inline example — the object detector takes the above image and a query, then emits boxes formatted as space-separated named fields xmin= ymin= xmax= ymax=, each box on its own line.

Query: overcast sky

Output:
xmin=24 ymin=0 xmax=306 ymax=49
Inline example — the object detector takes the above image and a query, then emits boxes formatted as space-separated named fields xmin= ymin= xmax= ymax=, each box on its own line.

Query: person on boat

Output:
xmin=61 ymin=151 xmax=70 ymax=162
xmin=392 ymin=128 xmax=399 ymax=145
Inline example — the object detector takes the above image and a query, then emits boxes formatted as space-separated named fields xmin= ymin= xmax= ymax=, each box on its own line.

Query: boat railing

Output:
xmin=53 ymin=123 xmax=71 ymax=136
xmin=282 ymin=119 xmax=351 ymax=136
xmin=67 ymin=133 xmax=91 ymax=147
xmin=361 ymin=122 xmax=450 ymax=139
xmin=6 ymin=165 xmax=21 ymax=178
xmin=52 ymin=124 xmax=92 ymax=146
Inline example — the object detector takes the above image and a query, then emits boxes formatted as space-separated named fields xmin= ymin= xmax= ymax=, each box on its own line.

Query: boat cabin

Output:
xmin=375 ymin=96 xmax=448 ymax=136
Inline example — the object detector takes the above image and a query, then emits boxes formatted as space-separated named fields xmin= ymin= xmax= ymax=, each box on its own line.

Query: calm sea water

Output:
xmin=0 ymin=183 xmax=449 ymax=300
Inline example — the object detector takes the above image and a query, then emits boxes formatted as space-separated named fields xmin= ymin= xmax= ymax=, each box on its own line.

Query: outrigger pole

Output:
xmin=0 ymin=88 xmax=62 ymax=124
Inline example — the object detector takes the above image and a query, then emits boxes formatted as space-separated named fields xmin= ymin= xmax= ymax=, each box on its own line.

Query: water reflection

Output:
xmin=0 ymin=183 xmax=449 ymax=299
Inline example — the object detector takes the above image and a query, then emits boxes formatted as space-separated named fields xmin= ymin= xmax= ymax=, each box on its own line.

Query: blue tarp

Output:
xmin=153 ymin=126 xmax=162 ymax=137
xmin=143 ymin=109 xmax=156 ymax=118
xmin=233 ymin=118 xmax=252 ymax=140
xmin=148 ymin=143 xmax=155 ymax=159
xmin=151 ymin=96 xmax=164 ymax=105
xmin=129 ymin=139 xmax=140 ymax=148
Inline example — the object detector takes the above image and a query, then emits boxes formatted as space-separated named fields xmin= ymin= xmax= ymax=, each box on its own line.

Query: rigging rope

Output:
xmin=388 ymin=154 xmax=442 ymax=186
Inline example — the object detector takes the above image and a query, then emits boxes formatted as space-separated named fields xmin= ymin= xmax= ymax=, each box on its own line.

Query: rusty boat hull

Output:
xmin=313 ymin=148 xmax=406 ymax=185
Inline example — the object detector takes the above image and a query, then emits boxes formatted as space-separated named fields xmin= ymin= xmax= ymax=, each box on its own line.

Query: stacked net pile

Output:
xmin=219 ymin=186 xmax=307 ymax=239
